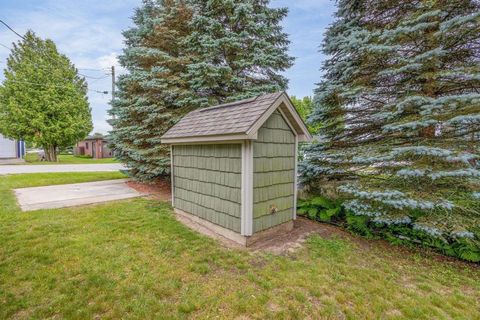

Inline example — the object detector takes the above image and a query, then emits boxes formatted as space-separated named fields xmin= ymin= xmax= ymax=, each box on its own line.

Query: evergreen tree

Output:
xmin=185 ymin=0 xmax=293 ymax=106
xmin=109 ymin=0 xmax=194 ymax=180
xmin=0 ymin=31 xmax=92 ymax=162
xmin=303 ymin=0 xmax=480 ymax=253
xmin=110 ymin=0 xmax=293 ymax=181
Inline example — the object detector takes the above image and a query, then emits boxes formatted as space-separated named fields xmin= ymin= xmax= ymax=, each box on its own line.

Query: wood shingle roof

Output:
xmin=161 ymin=92 xmax=312 ymax=143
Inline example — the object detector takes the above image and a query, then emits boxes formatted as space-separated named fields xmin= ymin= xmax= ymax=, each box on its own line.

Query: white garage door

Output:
xmin=0 ymin=134 xmax=17 ymax=158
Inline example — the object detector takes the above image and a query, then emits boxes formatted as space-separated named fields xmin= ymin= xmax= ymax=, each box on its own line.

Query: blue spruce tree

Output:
xmin=184 ymin=0 xmax=293 ymax=105
xmin=303 ymin=0 xmax=480 ymax=260
xmin=109 ymin=0 xmax=194 ymax=180
xmin=110 ymin=0 xmax=293 ymax=180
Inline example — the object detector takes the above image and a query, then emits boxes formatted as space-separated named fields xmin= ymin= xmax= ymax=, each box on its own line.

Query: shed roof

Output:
xmin=161 ymin=92 xmax=312 ymax=144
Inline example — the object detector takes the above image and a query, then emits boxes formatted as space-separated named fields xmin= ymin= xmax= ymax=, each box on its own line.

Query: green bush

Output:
xmin=376 ymin=222 xmax=480 ymax=263
xmin=298 ymin=197 xmax=480 ymax=263
xmin=345 ymin=212 xmax=373 ymax=237
xmin=297 ymin=196 xmax=343 ymax=223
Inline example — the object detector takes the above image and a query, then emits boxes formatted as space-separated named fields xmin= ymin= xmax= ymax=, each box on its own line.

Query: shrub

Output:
xmin=297 ymin=196 xmax=344 ymax=223
xmin=298 ymin=196 xmax=480 ymax=263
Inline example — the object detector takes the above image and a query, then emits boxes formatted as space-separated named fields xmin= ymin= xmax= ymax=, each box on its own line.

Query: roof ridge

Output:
xmin=199 ymin=94 xmax=263 ymax=113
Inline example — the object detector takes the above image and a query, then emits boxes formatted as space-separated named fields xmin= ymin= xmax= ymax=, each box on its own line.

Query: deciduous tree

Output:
xmin=0 ymin=31 xmax=92 ymax=162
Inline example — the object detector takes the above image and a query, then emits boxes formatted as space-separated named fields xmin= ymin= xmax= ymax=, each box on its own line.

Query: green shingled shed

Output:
xmin=161 ymin=92 xmax=312 ymax=246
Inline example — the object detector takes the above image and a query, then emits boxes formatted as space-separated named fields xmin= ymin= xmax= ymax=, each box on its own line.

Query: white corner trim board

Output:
xmin=241 ymin=140 xmax=254 ymax=236
xmin=293 ymin=135 xmax=298 ymax=220
xmin=170 ymin=145 xmax=175 ymax=207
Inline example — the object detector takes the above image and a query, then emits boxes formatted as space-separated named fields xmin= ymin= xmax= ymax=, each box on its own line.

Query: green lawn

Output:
xmin=23 ymin=153 xmax=119 ymax=164
xmin=0 ymin=173 xmax=479 ymax=319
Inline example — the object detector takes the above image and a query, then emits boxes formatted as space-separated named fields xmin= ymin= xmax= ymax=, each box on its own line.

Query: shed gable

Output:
xmin=252 ymin=110 xmax=295 ymax=232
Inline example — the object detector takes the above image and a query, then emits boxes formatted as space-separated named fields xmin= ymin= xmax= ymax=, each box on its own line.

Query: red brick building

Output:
xmin=74 ymin=134 xmax=113 ymax=159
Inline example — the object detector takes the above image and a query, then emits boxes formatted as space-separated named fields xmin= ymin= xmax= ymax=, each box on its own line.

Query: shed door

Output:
xmin=0 ymin=135 xmax=16 ymax=158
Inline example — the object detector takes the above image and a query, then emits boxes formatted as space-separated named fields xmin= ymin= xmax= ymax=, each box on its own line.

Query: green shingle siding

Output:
xmin=175 ymin=177 xmax=241 ymax=203
xmin=254 ymin=157 xmax=294 ymax=172
xmin=253 ymin=171 xmax=294 ymax=188
xmin=174 ymin=167 xmax=241 ymax=189
xmin=174 ymin=144 xmax=241 ymax=158
xmin=253 ymin=183 xmax=294 ymax=204
xmin=175 ymin=198 xmax=241 ymax=232
xmin=253 ymin=209 xmax=293 ymax=233
xmin=173 ymin=144 xmax=242 ymax=232
xmin=253 ymin=195 xmax=294 ymax=218
xmin=175 ymin=155 xmax=241 ymax=173
xmin=253 ymin=142 xmax=295 ymax=157
xmin=253 ymin=111 xmax=295 ymax=232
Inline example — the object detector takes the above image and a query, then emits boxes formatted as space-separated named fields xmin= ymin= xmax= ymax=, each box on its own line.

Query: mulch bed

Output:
xmin=126 ymin=179 xmax=171 ymax=201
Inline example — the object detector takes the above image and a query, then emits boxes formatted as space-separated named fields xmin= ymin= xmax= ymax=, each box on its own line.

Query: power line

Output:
xmin=87 ymin=75 xmax=111 ymax=84
xmin=0 ymin=43 xmax=11 ymax=51
xmin=5 ymin=78 xmax=109 ymax=94
xmin=0 ymin=18 xmax=116 ymax=77
xmin=0 ymin=42 xmax=111 ymax=80
xmin=0 ymin=19 xmax=25 ymax=40
xmin=0 ymin=21 xmax=114 ymax=92
xmin=0 ymin=21 xmax=113 ymax=77
xmin=77 ymin=67 xmax=111 ymax=72
xmin=78 ymin=73 xmax=111 ymax=79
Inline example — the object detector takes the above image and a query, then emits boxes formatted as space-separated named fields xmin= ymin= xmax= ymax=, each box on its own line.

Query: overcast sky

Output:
xmin=0 ymin=0 xmax=336 ymax=134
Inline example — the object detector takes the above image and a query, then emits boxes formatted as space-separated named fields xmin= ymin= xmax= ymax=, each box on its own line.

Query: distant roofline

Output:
xmin=84 ymin=134 xmax=107 ymax=141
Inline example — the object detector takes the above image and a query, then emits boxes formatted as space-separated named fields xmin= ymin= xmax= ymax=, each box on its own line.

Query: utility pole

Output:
xmin=111 ymin=65 xmax=115 ymax=101
xmin=111 ymin=65 xmax=116 ymax=120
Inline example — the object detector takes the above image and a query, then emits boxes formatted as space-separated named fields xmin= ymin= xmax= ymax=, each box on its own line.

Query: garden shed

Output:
xmin=161 ymin=92 xmax=312 ymax=246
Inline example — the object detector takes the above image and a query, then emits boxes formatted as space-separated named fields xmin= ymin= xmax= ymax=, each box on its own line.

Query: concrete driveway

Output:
xmin=14 ymin=179 xmax=145 ymax=211
xmin=0 ymin=163 xmax=125 ymax=175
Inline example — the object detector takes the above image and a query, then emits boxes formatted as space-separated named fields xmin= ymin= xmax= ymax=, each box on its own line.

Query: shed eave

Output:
xmin=161 ymin=133 xmax=250 ymax=144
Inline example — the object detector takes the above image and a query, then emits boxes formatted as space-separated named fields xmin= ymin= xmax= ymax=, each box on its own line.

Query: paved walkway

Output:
xmin=0 ymin=163 xmax=125 ymax=175
xmin=14 ymin=179 xmax=145 ymax=211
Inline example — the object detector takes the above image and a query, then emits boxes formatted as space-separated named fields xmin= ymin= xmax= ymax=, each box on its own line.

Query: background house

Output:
xmin=0 ymin=134 xmax=25 ymax=161
xmin=74 ymin=134 xmax=113 ymax=159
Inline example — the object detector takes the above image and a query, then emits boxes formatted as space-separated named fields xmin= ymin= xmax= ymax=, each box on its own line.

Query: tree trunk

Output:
xmin=420 ymin=126 xmax=436 ymax=138
xmin=43 ymin=145 xmax=57 ymax=162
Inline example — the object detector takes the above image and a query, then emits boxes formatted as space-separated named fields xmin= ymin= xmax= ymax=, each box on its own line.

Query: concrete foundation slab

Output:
xmin=175 ymin=208 xmax=294 ymax=247
xmin=14 ymin=179 xmax=145 ymax=211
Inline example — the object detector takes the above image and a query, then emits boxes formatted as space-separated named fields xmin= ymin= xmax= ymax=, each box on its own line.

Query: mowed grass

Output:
xmin=0 ymin=173 xmax=479 ymax=319
xmin=23 ymin=153 xmax=119 ymax=164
